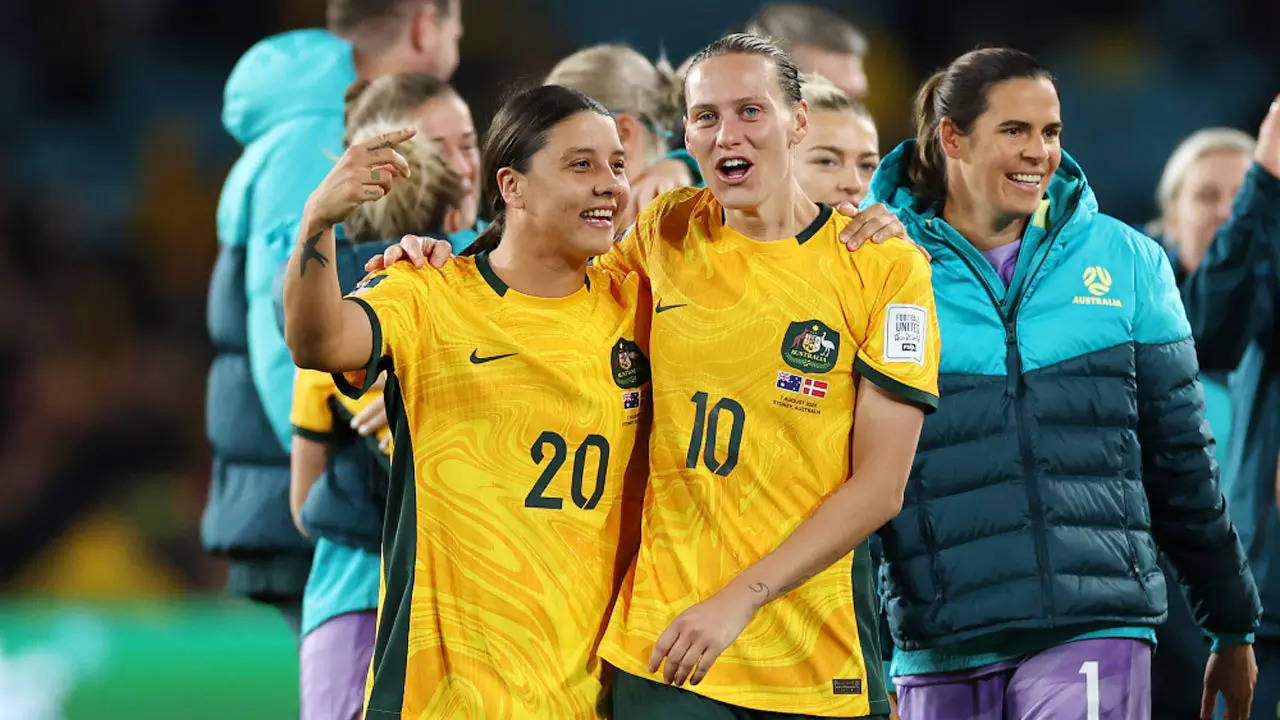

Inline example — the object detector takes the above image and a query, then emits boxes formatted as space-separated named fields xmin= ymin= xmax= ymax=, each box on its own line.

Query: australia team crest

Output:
xmin=611 ymin=338 xmax=650 ymax=389
xmin=781 ymin=320 xmax=840 ymax=374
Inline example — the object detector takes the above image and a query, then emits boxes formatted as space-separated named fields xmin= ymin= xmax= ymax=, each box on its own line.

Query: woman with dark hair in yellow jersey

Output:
xmin=282 ymin=84 xmax=651 ymax=720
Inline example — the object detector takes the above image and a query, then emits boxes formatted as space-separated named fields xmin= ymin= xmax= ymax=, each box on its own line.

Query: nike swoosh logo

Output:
xmin=655 ymin=300 xmax=688 ymax=314
xmin=469 ymin=350 xmax=518 ymax=364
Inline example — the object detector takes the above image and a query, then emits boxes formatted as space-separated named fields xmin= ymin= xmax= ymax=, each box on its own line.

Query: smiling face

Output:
xmin=684 ymin=53 xmax=806 ymax=211
xmin=945 ymin=76 xmax=1062 ymax=226
xmin=507 ymin=110 xmax=629 ymax=259
xmin=409 ymin=92 xmax=480 ymax=228
xmin=795 ymin=109 xmax=878 ymax=206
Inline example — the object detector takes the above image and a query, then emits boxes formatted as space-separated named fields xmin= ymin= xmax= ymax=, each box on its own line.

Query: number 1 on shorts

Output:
xmin=1078 ymin=660 xmax=1100 ymax=720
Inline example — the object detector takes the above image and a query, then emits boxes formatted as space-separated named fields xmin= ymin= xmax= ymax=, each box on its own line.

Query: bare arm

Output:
xmin=283 ymin=128 xmax=415 ymax=371
xmin=289 ymin=435 xmax=330 ymax=537
xmin=650 ymin=380 xmax=924 ymax=685
xmin=722 ymin=381 xmax=921 ymax=605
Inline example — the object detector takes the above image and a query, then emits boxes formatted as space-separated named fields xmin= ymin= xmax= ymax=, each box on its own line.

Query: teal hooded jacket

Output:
xmin=202 ymin=30 xmax=356 ymax=592
xmin=865 ymin=140 xmax=1259 ymax=652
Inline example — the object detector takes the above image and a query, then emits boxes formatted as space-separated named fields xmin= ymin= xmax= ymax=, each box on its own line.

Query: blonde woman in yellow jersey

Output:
xmin=591 ymin=35 xmax=939 ymax=719
xmin=282 ymin=84 xmax=650 ymax=720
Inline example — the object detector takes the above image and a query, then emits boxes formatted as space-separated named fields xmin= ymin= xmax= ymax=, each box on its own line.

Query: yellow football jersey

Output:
xmin=337 ymin=251 xmax=650 ymax=720
xmin=291 ymin=367 xmax=393 ymax=456
xmin=597 ymin=188 xmax=940 ymax=717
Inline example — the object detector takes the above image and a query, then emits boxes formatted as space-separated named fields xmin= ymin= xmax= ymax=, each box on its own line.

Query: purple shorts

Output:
xmin=299 ymin=610 xmax=377 ymax=720
xmin=895 ymin=638 xmax=1151 ymax=720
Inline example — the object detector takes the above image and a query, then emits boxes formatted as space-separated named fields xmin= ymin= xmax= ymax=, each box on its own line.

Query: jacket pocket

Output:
xmin=1117 ymin=478 xmax=1147 ymax=588
xmin=920 ymin=508 xmax=946 ymax=606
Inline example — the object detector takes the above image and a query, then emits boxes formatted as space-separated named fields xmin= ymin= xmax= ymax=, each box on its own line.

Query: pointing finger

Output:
xmin=365 ymin=127 xmax=416 ymax=151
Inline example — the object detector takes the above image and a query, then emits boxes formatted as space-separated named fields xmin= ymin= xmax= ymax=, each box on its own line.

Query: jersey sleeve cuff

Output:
xmin=854 ymin=357 xmax=939 ymax=413
xmin=333 ymin=296 xmax=384 ymax=400
xmin=292 ymin=425 xmax=337 ymax=442
xmin=1209 ymin=632 xmax=1255 ymax=652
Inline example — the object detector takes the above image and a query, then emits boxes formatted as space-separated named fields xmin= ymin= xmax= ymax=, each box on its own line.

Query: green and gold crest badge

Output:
xmin=781 ymin=320 xmax=840 ymax=373
xmin=611 ymin=338 xmax=650 ymax=388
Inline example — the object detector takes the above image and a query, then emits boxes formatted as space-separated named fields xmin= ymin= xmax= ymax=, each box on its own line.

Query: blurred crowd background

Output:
xmin=0 ymin=0 xmax=1276 ymax=717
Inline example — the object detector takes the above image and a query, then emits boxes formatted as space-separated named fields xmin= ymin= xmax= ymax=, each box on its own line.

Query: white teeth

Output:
xmin=721 ymin=159 xmax=749 ymax=170
xmin=1009 ymin=173 xmax=1042 ymax=184
xmin=582 ymin=209 xmax=613 ymax=220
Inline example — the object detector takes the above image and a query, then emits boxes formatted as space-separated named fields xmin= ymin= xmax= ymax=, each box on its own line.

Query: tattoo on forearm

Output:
xmin=299 ymin=231 xmax=328 ymax=277
xmin=748 ymin=572 xmax=816 ymax=603
xmin=778 ymin=572 xmax=815 ymax=596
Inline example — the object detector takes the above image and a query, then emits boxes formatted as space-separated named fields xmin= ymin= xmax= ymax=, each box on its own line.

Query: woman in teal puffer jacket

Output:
xmin=867 ymin=48 xmax=1262 ymax=720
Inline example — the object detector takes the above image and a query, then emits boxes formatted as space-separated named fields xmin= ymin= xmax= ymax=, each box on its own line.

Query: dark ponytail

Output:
xmin=460 ymin=84 xmax=611 ymax=257
xmin=908 ymin=48 xmax=1057 ymax=208
xmin=909 ymin=70 xmax=947 ymax=209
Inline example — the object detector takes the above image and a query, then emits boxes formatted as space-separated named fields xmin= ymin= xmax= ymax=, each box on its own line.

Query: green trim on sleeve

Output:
xmin=854 ymin=357 xmax=939 ymax=413
xmin=292 ymin=425 xmax=338 ymax=442
xmin=333 ymin=296 xmax=384 ymax=400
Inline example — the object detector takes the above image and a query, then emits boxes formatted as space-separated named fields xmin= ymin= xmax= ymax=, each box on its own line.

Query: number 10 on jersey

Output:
xmin=685 ymin=391 xmax=745 ymax=476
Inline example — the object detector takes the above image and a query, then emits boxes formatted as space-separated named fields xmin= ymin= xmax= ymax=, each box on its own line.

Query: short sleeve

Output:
xmin=291 ymin=368 xmax=338 ymax=440
xmin=332 ymin=265 xmax=429 ymax=399
xmin=852 ymin=242 xmax=941 ymax=412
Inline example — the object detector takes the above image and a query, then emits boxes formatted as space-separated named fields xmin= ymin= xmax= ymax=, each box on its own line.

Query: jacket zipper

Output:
xmin=931 ymin=189 xmax=1082 ymax=621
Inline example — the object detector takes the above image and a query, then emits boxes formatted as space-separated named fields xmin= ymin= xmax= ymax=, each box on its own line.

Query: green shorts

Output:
xmin=610 ymin=669 xmax=887 ymax=720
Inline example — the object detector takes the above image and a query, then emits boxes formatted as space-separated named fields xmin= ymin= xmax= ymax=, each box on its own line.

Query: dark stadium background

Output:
xmin=0 ymin=0 xmax=1275 ymax=716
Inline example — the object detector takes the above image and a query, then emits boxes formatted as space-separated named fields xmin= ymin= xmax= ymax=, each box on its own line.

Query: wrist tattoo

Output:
xmin=299 ymin=231 xmax=329 ymax=276
xmin=748 ymin=582 xmax=771 ymax=597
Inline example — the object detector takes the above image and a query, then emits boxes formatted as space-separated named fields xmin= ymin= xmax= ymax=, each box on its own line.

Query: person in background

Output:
xmin=1176 ymin=96 xmax=1280 ymax=720
xmin=343 ymin=73 xmax=481 ymax=251
xmin=289 ymin=72 xmax=467 ymax=720
xmin=545 ymin=44 xmax=688 ymax=230
xmin=795 ymin=72 xmax=880 ymax=208
xmin=743 ymin=3 xmax=870 ymax=100
xmin=865 ymin=47 xmax=1260 ymax=720
xmin=204 ymin=0 xmax=463 ymax=632
xmin=1147 ymin=125 xmax=1253 ymax=719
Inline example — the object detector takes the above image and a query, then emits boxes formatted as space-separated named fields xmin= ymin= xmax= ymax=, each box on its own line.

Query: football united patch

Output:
xmin=611 ymin=338 xmax=650 ymax=389
xmin=781 ymin=320 xmax=840 ymax=374
xmin=884 ymin=304 xmax=927 ymax=365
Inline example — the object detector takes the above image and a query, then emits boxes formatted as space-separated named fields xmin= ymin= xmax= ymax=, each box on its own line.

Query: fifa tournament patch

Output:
xmin=781 ymin=319 xmax=840 ymax=373
xmin=883 ymin=304 xmax=927 ymax=365
xmin=611 ymin=338 xmax=650 ymax=388
xmin=831 ymin=678 xmax=862 ymax=695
